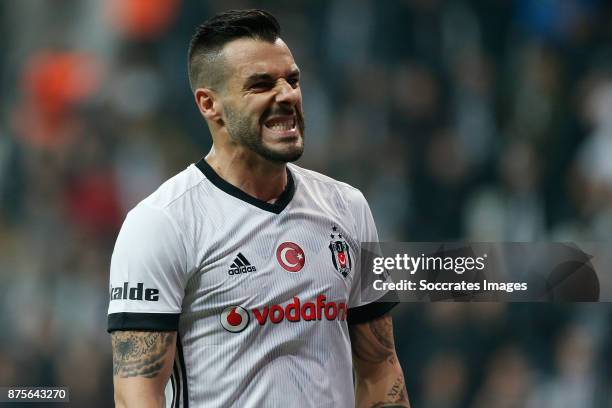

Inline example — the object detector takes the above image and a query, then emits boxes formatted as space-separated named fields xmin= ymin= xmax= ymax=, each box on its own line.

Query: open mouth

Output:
xmin=264 ymin=116 xmax=297 ymax=132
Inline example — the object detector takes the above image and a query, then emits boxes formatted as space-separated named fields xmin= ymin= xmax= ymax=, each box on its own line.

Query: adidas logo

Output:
xmin=228 ymin=253 xmax=257 ymax=275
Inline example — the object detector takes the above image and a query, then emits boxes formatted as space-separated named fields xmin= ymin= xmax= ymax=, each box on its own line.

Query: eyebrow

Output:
xmin=243 ymin=69 xmax=301 ymax=88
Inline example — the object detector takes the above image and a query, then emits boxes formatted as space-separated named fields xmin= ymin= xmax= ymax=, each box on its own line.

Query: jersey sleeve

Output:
xmin=107 ymin=203 xmax=189 ymax=332
xmin=346 ymin=188 xmax=397 ymax=325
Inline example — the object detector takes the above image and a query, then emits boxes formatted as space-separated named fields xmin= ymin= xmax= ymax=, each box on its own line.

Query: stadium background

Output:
xmin=1 ymin=0 xmax=612 ymax=406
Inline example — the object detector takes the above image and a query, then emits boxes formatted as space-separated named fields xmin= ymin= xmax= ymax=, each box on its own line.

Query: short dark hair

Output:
xmin=188 ymin=9 xmax=281 ymax=92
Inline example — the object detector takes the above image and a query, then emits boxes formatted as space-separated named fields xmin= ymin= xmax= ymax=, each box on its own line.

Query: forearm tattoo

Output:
xmin=350 ymin=316 xmax=411 ymax=407
xmin=112 ymin=331 xmax=175 ymax=378
xmin=367 ymin=376 xmax=410 ymax=408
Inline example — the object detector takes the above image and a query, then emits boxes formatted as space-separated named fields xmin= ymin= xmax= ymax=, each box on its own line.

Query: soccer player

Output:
xmin=108 ymin=9 xmax=409 ymax=408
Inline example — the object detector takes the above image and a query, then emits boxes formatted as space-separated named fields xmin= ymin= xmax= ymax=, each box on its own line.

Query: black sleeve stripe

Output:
xmin=107 ymin=312 xmax=180 ymax=332
xmin=177 ymin=334 xmax=189 ymax=408
xmin=347 ymin=301 xmax=398 ymax=325
xmin=170 ymin=369 xmax=177 ymax=408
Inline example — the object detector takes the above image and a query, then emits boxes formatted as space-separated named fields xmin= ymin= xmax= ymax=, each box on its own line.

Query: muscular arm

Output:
xmin=349 ymin=314 xmax=410 ymax=408
xmin=111 ymin=331 xmax=176 ymax=408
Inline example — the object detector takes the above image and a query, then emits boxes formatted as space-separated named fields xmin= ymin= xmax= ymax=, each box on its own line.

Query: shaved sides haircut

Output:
xmin=187 ymin=9 xmax=281 ymax=92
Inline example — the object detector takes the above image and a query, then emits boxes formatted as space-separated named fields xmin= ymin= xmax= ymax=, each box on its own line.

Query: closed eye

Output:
xmin=287 ymin=77 xmax=300 ymax=88
xmin=250 ymin=81 xmax=274 ymax=91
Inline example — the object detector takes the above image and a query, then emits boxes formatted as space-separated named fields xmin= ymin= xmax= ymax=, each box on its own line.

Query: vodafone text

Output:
xmin=253 ymin=295 xmax=347 ymax=324
xmin=221 ymin=296 xmax=347 ymax=333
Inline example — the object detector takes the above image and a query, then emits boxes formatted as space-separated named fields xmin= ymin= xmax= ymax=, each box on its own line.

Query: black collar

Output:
xmin=195 ymin=158 xmax=295 ymax=214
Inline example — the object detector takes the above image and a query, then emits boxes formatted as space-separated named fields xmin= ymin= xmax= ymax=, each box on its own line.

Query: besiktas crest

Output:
xmin=329 ymin=225 xmax=352 ymax=277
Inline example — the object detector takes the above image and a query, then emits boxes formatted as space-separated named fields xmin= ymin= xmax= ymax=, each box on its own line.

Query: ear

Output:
xmin=194 ymin=88 xmax=223 ymax=123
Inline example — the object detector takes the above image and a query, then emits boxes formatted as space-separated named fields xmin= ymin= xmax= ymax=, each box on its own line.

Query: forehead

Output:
xmin=222 ymin=38 xmax=298 ymax=82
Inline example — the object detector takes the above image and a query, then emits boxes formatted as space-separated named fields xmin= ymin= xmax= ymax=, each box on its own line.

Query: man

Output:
xmin=108 ymin=9 xmax=409 ymax=408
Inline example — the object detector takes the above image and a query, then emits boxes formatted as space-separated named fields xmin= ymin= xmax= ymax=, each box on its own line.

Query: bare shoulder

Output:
xmin=111 ymin=331 xmax=176 ymax=378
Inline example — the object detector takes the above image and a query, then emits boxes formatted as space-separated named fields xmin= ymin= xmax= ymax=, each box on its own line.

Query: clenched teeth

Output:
xmin=265 ymin=117 xmax=296 ymax=131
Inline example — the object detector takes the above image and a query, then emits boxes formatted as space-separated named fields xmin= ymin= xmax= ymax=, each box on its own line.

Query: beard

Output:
xmin=224 ymin=104 xmax=305 ymax=163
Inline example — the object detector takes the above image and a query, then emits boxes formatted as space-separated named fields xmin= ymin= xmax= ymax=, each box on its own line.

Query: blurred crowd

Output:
xmin=1 ymin=0 xmax=612 ymax=406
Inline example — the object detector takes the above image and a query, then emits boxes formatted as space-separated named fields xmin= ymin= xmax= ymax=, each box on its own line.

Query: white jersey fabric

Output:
xmin=108 ymin=159 xmax=395 ymax=408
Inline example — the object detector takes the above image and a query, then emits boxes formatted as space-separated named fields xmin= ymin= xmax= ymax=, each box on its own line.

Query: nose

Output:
xmin=275 ymin=80 xmax=300 ymax=106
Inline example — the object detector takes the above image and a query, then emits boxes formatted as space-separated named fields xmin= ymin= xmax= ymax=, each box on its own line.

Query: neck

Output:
xmin=205 ymin=145 xmax=288 ymax=203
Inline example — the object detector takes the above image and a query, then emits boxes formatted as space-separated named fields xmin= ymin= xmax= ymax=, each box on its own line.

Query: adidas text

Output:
xmin=229 ymin=265 xmax=257 ymax=275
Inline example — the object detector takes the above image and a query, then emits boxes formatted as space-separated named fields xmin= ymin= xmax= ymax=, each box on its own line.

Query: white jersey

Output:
xmin=107 ymin=159 xmax=395 ymax=408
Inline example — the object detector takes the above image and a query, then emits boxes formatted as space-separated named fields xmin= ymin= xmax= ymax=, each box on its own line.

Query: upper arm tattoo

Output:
xmin=112 ymin=331 xmax=175 ymax=378
xmin=350 ymin=314 xmax=396 ymax=363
